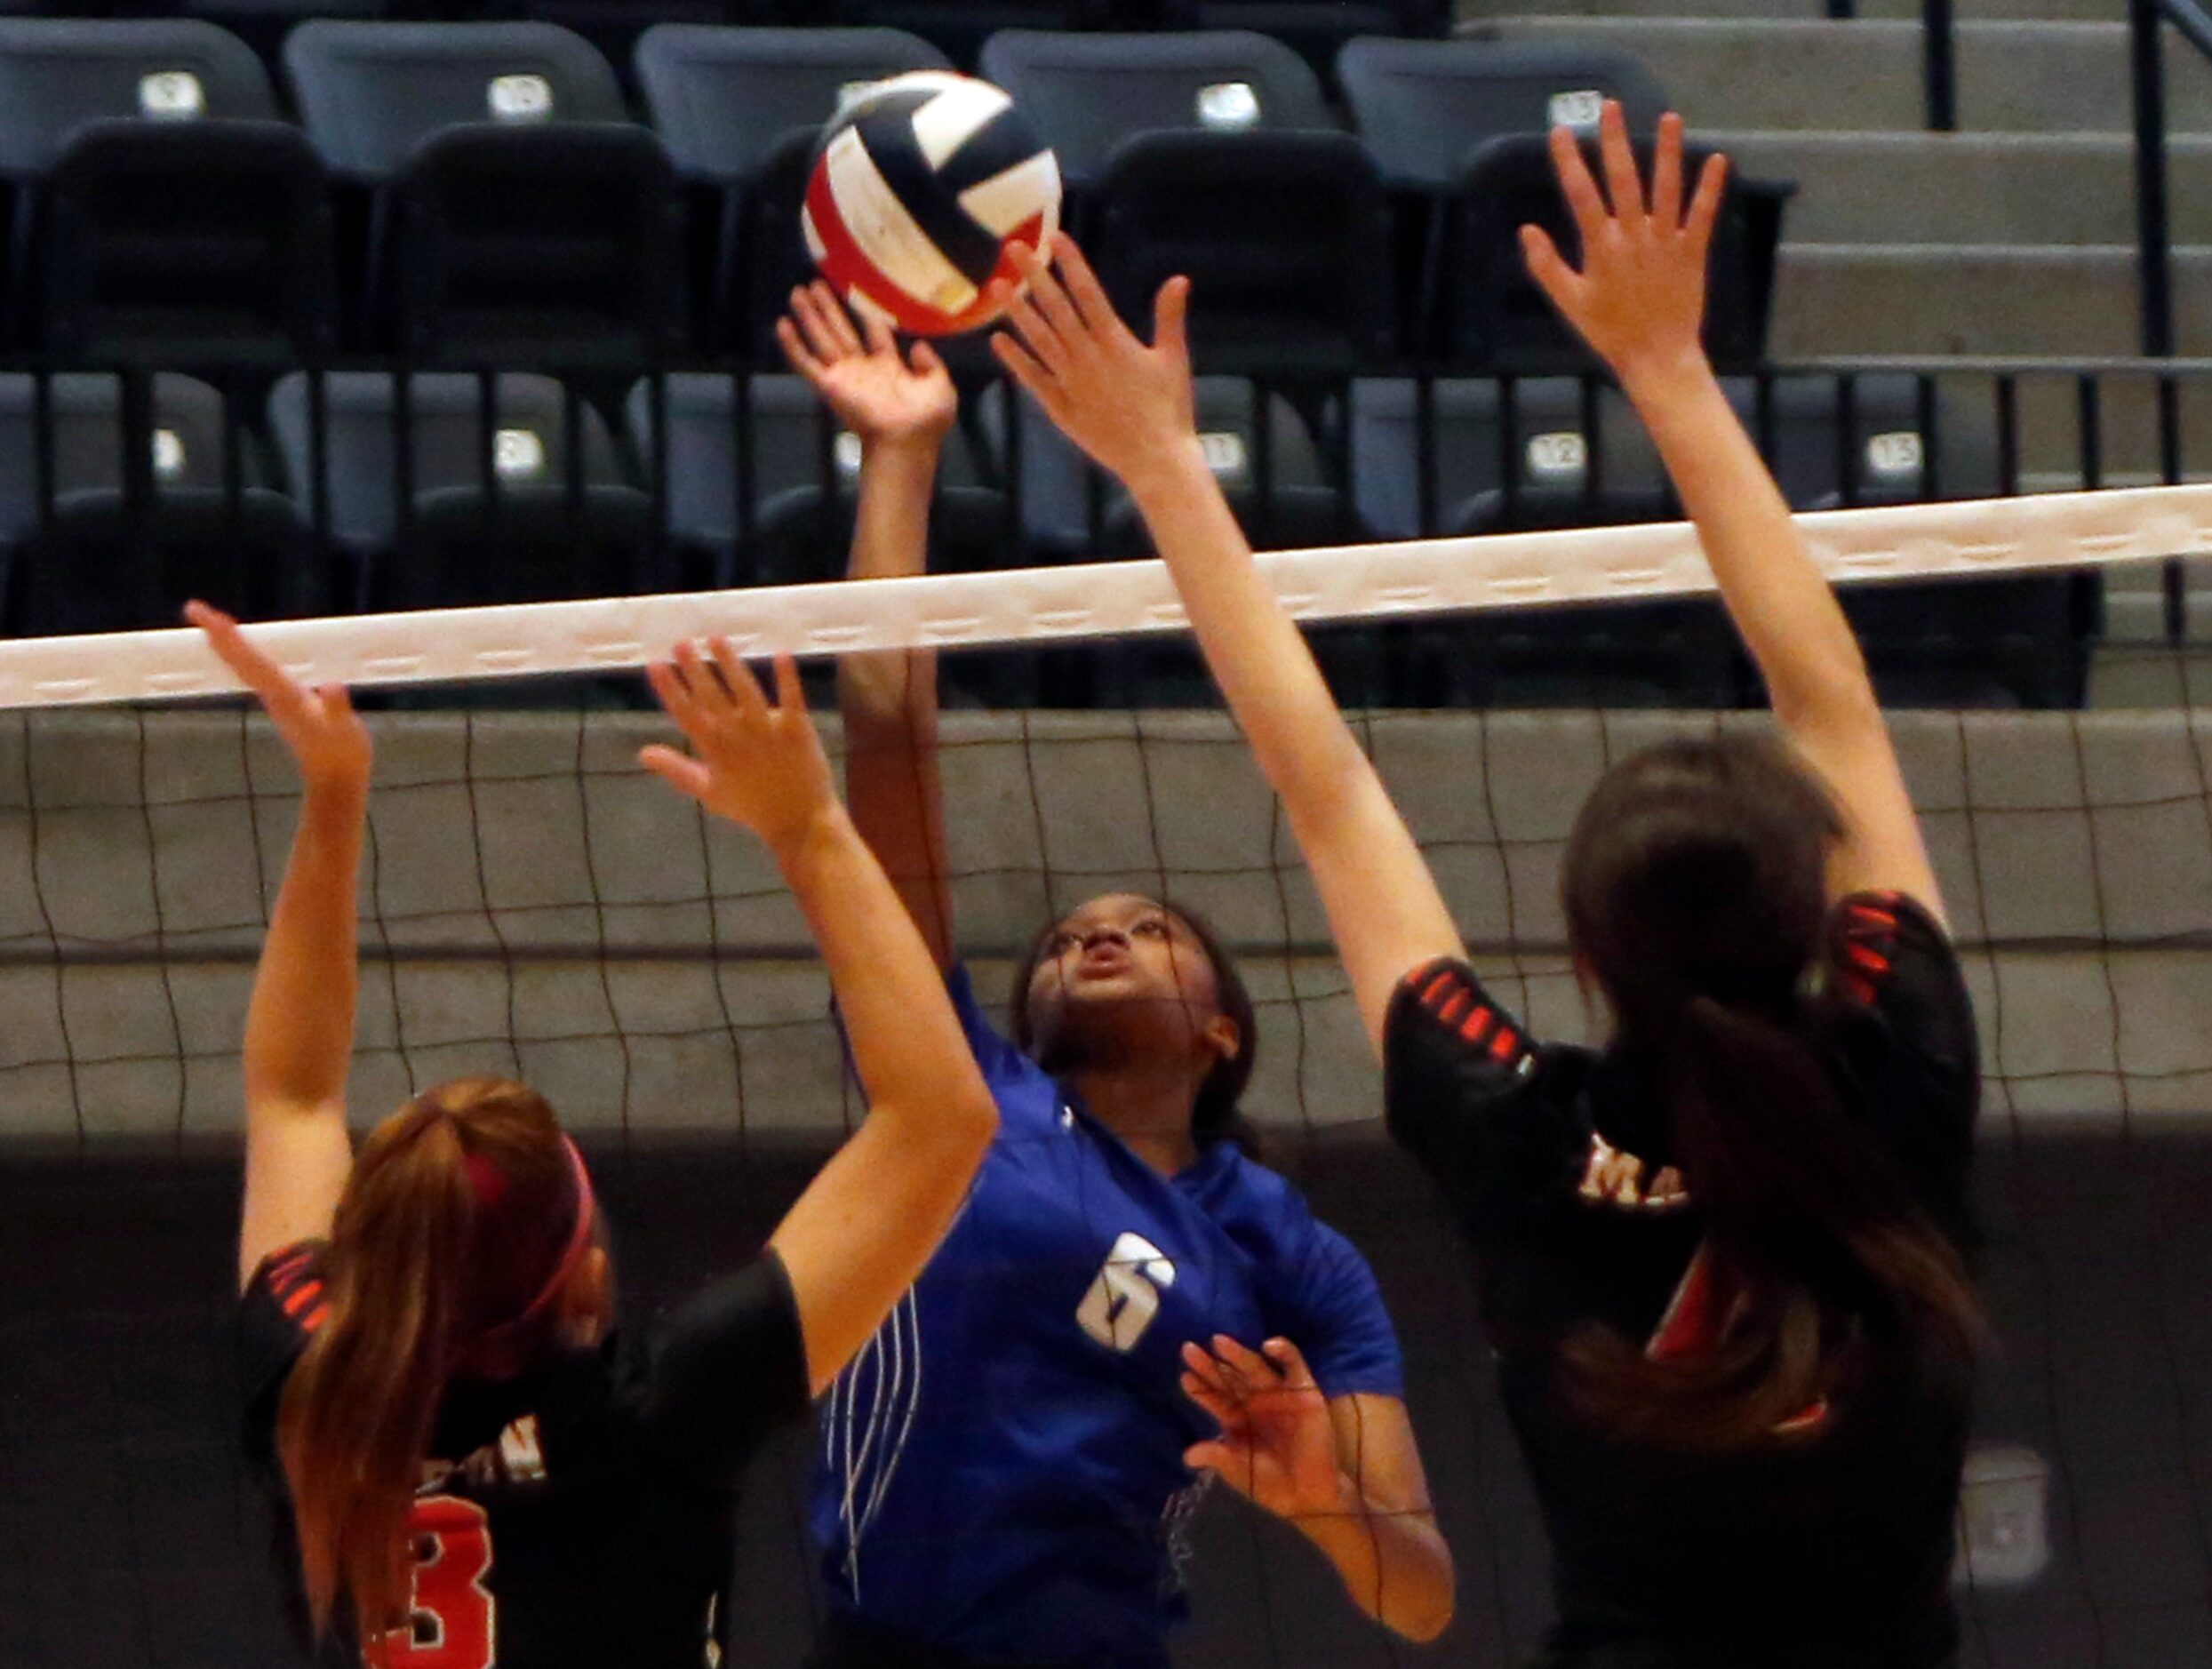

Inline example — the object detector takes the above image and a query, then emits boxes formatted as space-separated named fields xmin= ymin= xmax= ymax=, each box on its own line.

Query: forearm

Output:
xmin=838 ymin=438 xmax=942 ymax=720
xmin=1124 ymin=446 xmax=1462 ymax=1050
xmin=243 ymin=779 xmax=364 ymax=1110
xmin=774 ymin=806 xmax=986 ymax=1146
xmin=835 ymin=437 xmax=955 ymax=963
xmin=1289 ymin=1475 xmax=1455 ymax=1643
xmin=1622 ymin=352 xmax=1879 ymax=737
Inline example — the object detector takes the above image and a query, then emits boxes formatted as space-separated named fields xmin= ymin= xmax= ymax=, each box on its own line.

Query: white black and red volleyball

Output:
xmin=803 ymin=71 xmax=1061 ymax=338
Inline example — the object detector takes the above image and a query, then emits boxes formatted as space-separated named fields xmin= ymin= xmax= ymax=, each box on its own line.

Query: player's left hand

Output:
xmin=1182 ymin=1335 xmax=1349 ymax=1525
xmin=640 ymin=640 xmax=839 ymax=856
xmin=778 ymin=281 xmax=957 ymax=450
xmin=186 ymin=600 xmax=371 ymax=796
xmin=991 ymin=233 xmax=1198 ymax=493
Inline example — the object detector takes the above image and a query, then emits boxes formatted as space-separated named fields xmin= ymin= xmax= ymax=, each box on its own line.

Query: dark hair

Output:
xmin=1557 ymin=737 xmax=1980 ymax=1451
xmin=277 ymin=1078 xmax=595 ymax=1659
xmin=1009 ymin=897 xmax=1261 ymax=1154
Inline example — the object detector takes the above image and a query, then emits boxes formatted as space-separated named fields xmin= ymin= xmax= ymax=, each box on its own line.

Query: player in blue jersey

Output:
xmin=993 ymin=108 xmax=1983 ymax=1669
xmin=775 ymin=284 xmax=1455 ymax=1668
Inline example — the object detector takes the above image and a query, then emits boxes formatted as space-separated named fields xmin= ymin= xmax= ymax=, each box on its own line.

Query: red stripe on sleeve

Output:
xmin=1417 ymin=968 xmax=1457 ymax=1007
xmin=1457 ymin=1005 xmax=1495 ymax=1045
xmin=1438 ymin=988 xmax=1473 ymax=1027
xmin=1489 ymin=1026 xmax=1522 ymax=1063
xmin=281 ymin=1280 xmax=324 ymax=1318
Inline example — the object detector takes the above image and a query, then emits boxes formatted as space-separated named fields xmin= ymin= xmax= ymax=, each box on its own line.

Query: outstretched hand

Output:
xmin=991 ymin=233 xmax=1197 ymax=491
xmin=640 ymin=641 xmax=839 ymax=855
xmin=186 ymin=601 xmax=370 ymax=795
xmin=1521 ymin=104 xmax=1726 ymax=387
xmin=1182 ymin=1336 xmax=1348 ymax=1525
xmin=777 ymin=282 xmax=956 ymax=448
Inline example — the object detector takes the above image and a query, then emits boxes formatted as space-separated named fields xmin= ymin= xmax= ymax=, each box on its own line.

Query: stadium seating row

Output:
xmin=0 ymin=366 xmax=2091 ymax=711
xmin=0 ymin=18 xmax=1790 ymax=374
xmin=0 ymin=5 xmax=1458 ymax=80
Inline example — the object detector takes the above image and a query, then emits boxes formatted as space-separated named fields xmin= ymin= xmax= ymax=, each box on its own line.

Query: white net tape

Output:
xmin=0 ymin=485 xmax=2205 ymax=707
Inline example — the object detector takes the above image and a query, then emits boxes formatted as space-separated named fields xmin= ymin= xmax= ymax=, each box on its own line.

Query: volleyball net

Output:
xmin=3 ymin=490 xmax=2211 ymax=1667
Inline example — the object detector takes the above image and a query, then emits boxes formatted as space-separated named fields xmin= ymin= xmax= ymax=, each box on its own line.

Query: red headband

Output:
xmin=469 ymin=1136 xmax=597 ymax=1350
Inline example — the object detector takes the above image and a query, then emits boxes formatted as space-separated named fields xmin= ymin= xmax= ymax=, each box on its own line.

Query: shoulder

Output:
xmin=238 ymin=1241 xmax=331 ymax=1465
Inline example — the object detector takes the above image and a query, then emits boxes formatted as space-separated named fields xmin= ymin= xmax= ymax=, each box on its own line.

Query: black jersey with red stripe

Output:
xmin=1384 ymin=892 xmax=1979 ymax=1668
xmin=240 ymin=1241 xmax=809 ymax=1669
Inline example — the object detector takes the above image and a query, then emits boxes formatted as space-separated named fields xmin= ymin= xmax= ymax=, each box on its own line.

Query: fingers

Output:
xmin=1261 ymin=1337 xmax=1318 ymax=1391
xmin=1548 ymin=122 xmax=1609 ymax=249
xmin=1686 ymin=151 xmax=1728 ymax=254
xmin=791 ymin=283 xmax=857 ymax=365
xmin=1651 ymin=111 xmax=1684 ymax=229
xmin=1004 ymin=244 xmax=1073 ymax=373
xmin=991 ymin=309 xmax=1060 ymax=406
xmin=645 ymin=659 xmax=700 ymax=731
xmin=906 ymin=338 xmax=946 ymax=379
xmin=1184 ymin=1440 xmax=1239 ymax=1479
xmin=1210 ymin=1334 xmax=1284 ymax=1391
xmin=858 ymin=307 xmax=898 ymax=361
xmin=1181 ymin=1338 xmax=1236 ymax=1398
xmin=769 ymin=651 xmax=805 ymax=715
xmin=1180 ymin=1373 xmax=1242 ymax=1430
xmin=1520 ymin=224 xmax=1581 ymax=315
xmin=1048 ymin=231 xmax=1118 ymax=336
xmin=186 ymin=599 xmax=305 ymax=713
xmin=637 ymin=743 xmax=712 ymax=803
xmin=704 ymin=636 xmax=769 ymax=720
xmin=1598 ymin=100 xmax=1646 ymax=230
xmin=775 ymin=315 xmax=826 ymax=385
xmin=1152 ymin=275 xmax=1190 ymax=369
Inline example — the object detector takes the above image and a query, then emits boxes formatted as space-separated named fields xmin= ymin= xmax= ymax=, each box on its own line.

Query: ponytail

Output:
xmin=279 ymin=1110 xmax=473 ymax=1658
xmin=276 ymin=1079 xmax=588 ymax=1659
xmin=1560 ymin=736 xmax=1982 ymax=1453
xmin=1562 ymin=994 xmax=1980 ymax=1451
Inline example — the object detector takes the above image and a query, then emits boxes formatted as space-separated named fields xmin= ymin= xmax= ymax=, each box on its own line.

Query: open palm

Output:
xmin=1182 ymin=1337 xmax=1345 ymax=1523
xmin=778 ymin=282 xmax=955 ymax=446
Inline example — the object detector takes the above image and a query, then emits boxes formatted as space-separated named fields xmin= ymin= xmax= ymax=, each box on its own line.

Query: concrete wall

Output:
xmin=5 ymin=705 xmax=2211 ymax=1143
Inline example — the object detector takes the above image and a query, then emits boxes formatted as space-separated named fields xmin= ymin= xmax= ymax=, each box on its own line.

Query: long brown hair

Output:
xmin=1009 ymin=898 xmax=1262 ymax=1154
xmin=276 ymin=1077 xmax=595 ymax=1658
xmin=1557 ymin=737 xmax=1979 ymax=1450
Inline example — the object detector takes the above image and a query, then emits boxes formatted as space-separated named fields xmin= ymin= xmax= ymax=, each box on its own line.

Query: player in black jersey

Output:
xmin=197 ymin=603 xmax=997 ymax=1669
xmin=992 ymin=105 xmax=1983 ymax=1668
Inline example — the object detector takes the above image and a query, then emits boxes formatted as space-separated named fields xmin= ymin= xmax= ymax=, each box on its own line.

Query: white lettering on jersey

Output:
xmin=1076 ymin=1232 xmax=1178 ymax=1352
xmin=1577 ymin=1133 xmax=1690 ymax=1212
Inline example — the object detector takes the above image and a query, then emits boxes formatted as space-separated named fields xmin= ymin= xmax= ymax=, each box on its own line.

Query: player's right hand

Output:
xmin=186 ymin=600 xmax=371 ymax=795
xmin=639 ymin=640 xmax=840 ymax=854
xmin=1520 ymin=103 xmax=1727 ymax=389
xmin=778 ymin=281 xmax=957 ymax=450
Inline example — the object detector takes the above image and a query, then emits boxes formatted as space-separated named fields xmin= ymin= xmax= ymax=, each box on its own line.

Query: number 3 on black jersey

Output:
xmin=380 ymin=1496 xmax=494 ymax=1669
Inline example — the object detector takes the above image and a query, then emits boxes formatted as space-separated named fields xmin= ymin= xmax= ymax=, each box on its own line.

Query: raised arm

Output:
xmin=1523 ymin=105 xmax=1943 ymax=922
xmin=991 ymin=238 xmax=1464 ymax=1057
xmin=188 ymin=602 xmax=369 ymax=1293
xmin=779 ymin=284 xmax=958 ymax=968
xmin=640 ymin=643 xmax=994 ymax=1395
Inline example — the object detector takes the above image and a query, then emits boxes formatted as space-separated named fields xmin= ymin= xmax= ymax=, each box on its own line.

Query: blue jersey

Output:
xmin=812 ymin=965 xmax=1404 ymax=1667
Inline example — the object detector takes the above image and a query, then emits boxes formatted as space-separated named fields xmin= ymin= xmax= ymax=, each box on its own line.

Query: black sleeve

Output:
xmin=639 ymin=1250 xmax=812 ymax=1481
xmin=1383 ymin=958 xmax=1591 ymax=1255
xmin=237 ymin=1242 xmax=331 ymax=1474
xmin=1826 ymin=892 xmax=1981 ymax=1230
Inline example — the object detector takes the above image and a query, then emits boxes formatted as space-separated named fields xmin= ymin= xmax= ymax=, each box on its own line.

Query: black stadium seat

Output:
xmin=977 ymin=28 xmax=1336 ymax=196
xmin=980 ymin=32 xmax=1386 ymax=374
xmin=858 ymin=4 xmax=1108 ymax=72
xmin=1338 ymin=36 xmax=1670 ymax=190
xmin=1350 ymin=376 xmax=1665 ymax=540
xmin=635 ymin=24 xmax=951 ymax=356
xmin=283 ymin=20 xmax=681 ymax=366
xmin=267 ymin=369 xmax=654 ymax=611
xmin=630 ymin=371 xmax=1007 ymax=588
xmin=1436 ymin=132 xmax=1787 ymax=374
xmin=1159 ymin=3 xmax=1451 ymax=86
xmin=0 ymin=18 xmax=334 ymax=365
xmin=0 ymin=371 xmax=315 ymax=635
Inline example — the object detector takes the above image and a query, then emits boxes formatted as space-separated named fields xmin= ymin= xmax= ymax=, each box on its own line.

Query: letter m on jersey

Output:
xmin=1076 ymin=1232 xmax=1177 ymax=1352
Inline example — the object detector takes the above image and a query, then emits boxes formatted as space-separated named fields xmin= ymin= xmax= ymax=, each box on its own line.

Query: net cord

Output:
xmin=0 ymin=484 xmax=2206 ymax=708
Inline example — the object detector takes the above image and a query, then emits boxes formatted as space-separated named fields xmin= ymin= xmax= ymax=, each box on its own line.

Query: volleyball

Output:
xmin=803 ymin=70 xmax=1062 ymax=338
